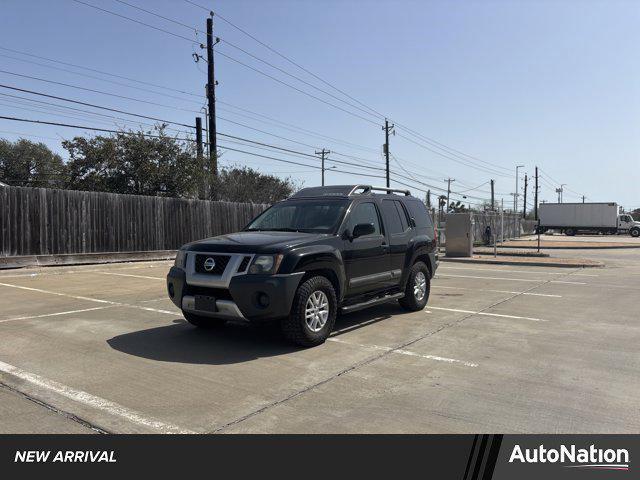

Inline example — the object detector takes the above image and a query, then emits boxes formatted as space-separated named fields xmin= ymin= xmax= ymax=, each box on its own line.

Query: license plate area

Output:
xmin=195 ymin=295 xmax=218 ymax=312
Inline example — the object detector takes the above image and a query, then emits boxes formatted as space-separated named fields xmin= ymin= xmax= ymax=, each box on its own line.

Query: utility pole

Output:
xmin=534 ymin=167 xmax=539 ymax=220
xmin=490 ymin=179 xmax=495 ymax=211
xmin=515 ymin=165 xmax=524 ymax=213
xmin=383 ymin=119 xmax=394 ymax=189
xmin=523 ymin=174 xmax=528 ymax=218
xmin=195 ymin=117 xmax=204 ymax=197
xmin=445 ymin=178 xmax=455 ymax=212
xmin=206 ymin=16 xmax=219 ymax=177
xmin=426 ymin=190 xmax=431 ymax=208
xmin=582 ymin=195 xmax=586 ymax=203
xmin=315 ymin=149 xmax=330 ymax=186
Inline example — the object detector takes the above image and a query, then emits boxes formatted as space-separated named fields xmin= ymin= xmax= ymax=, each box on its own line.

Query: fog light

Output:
xmin=168 ymin=283 xmax=175 ymax=298
xmin=257 ymin=292 xmax=270 ymax=308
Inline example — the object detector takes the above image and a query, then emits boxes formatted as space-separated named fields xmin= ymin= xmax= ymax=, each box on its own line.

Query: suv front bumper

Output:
xmin=167 ymin=266 xmax=304 ymax=322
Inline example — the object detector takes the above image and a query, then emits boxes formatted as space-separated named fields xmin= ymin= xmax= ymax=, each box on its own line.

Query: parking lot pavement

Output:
xmin=1 ymin=253 xmax=639 ymax=434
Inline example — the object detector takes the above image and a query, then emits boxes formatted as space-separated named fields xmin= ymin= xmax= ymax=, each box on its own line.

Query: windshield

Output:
xmin=246 ymin=199 xmax=349 ymax=234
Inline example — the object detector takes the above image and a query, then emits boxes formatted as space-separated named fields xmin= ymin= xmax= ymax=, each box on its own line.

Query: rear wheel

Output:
xmin=565 ymin=228 xmax=576 ymax=236
xmin=183 ymin=311 xmax=227 ymax=328
xmin=281 ymin=276 xmax=337 ymax=347
xmin=399 ymin=261 xmax=431 ymax=311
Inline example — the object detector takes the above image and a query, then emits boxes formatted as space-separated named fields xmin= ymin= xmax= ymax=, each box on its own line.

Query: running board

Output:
xmin=340 ymin=292 xmax=405 ymax=314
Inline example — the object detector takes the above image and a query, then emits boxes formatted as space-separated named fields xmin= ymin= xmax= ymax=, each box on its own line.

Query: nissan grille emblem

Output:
xmin=203 ymin=257 xmax=216 ymax=272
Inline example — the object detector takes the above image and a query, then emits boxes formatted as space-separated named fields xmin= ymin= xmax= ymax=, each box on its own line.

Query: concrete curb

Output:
xmin=0 ymin=251 xmax=177 ymax=270
xmin=499 ymin=244 xmax=640 ymax=250
xmin=440 ymin=257 xmax=604 ymax=268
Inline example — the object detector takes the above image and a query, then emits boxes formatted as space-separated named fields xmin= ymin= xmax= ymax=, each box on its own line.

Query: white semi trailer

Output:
xmin=538 ymin=203 xmax=640 ymax=237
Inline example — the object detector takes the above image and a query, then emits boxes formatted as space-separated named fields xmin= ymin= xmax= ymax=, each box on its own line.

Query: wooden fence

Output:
xmin=0 ymin=186 xmax=268 ymax=256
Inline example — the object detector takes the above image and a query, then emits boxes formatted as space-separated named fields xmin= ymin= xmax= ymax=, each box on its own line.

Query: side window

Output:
xmin=405 ymin=199 xmax=433 ymax=230
xmin=394 ymin=200 xmax=409 ymax=231
xmin=381 ymin=199 xmax=404 ymax=234
xmin=347 ymin=202 xmax=381 ymax=236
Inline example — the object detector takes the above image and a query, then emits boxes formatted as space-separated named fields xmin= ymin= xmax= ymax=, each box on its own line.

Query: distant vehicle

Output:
xmin=166 ymin=185 xmax=438 ymax=347
xmin=537 ymin=202 xmax=640 ymax=237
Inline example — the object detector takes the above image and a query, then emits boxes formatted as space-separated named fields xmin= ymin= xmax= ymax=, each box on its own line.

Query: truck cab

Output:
xmin=618 ymin=214 xmax=640 ymax=237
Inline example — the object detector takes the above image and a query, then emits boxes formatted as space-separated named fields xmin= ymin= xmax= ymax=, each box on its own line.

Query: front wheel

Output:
xmin=281 ymin=276 xmax=337 ymax=347
xmin=399 ymin=262 xmax=431 ymax=311
xmin=631 ymin=227 xmax=640 ymax=238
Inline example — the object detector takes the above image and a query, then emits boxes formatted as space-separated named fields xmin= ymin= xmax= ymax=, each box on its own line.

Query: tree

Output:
xmin=212 ymin=165 xmax=299 ymax=204
xmin=631 ymin=208 xmax=640 ymax=221
xmin=0 ymin=138 xmax=66 ymax=188
xmin=448 ymin=200 xmax=467 ymax=213
xmin=62 ymin=126 xmax=204 ymax=198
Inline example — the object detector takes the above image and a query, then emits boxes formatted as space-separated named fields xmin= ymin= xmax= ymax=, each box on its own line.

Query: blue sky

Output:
xmin=1 ymin=0 xmax=638 ymax=210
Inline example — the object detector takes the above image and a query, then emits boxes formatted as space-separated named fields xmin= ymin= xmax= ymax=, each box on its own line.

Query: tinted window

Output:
xmin=346 ymin=202 xmax=381 ymax=236
xmin=404 ymin=199 xmax=433 ymax=229
xmin=394 ymin=201 xmax=409 ymax=231
xmin=381 ymin=199 xmax=404 ymax=234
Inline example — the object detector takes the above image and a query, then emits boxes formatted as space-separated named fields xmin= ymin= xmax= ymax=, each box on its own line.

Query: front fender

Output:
xmin=280 ymin=245 xmax=346 ymax=300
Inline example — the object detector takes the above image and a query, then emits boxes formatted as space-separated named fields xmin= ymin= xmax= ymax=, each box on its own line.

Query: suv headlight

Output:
xmin=249 ymin=254 xmax=283 ymax=274
xmin=174 ymin=250 xmax=187 ymax=268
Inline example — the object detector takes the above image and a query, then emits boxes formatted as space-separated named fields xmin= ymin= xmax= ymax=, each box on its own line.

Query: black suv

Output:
xmin=167 ymin=185 xmax=438 ymax=346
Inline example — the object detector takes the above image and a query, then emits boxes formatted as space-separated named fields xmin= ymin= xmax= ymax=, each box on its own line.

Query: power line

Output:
xmin=183 ymin=0 xmax=386 ymax=121
xmin=112 ymin=0 xmax=383 ymax=121
xmin=0 ymin=52 xmax=204 ymax=105
xmin=395 ymin=132 xmax=513 ymax=178
xmin=73 ymin=0 xmax=384 ymax=125
xmin=0 ymin=46 xmax=202 ymax=98
xmin=0 ymin=84 xmax=195 ymax=128
xmin=215 ymin=50 xmax=379 ymax=126
xmin=0 ymin=69 xmax=199 ymax=113
xmin=0 ymin=92 xmax=189 ymax=134
xmin=71 ymin=0 xmax=197 ymax=43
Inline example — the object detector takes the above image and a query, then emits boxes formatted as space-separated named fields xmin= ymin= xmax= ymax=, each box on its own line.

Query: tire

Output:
xmin=398 ymin=261 xmax=431 ymax=311
xmin=565 ymin=228 xmax=576 ymax=236
xmin=631 ymin=227 xmax=640 ymax=238
xmin=183 ymin=311 xmax=227 ymax=328
xmin=281 ymin=276 xmax=337 ymax=347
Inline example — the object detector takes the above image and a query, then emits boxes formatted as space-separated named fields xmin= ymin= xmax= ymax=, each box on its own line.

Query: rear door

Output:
xmin=380 ymin=198 xmax=412 ymax=283
xmin=341 ymin=200 xmax=391 ymax=296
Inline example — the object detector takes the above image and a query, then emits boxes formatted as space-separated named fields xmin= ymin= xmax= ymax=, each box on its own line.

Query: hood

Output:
xmin=182 ymin=231 xmax=330 ymax=253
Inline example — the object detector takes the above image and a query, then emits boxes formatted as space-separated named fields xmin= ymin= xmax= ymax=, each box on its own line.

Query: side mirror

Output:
xmin=409 ymin=217 xmax=416 ymax=228
xmin=352 ymin=223 xmax=375 ymax=238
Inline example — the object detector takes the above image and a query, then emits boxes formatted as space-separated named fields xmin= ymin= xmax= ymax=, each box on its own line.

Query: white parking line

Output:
xmin=439 ymin=265 xmax=569 ymax=275
xmin=432 ymin=285 xmax=562 ymax=298
xmin=327 ymin=337 xmax=478 ymax=367
xmin=550 ymin=280 xmax=587 ymax=285
xmin=0 ymin=262 xmax=173 ymax=279
xmin=435 ymin=273 xmax=586 ymax=285
xmin=95 ymin=272 xmax=165 ymax=281
xmin=427 ymin=306 xmax=546 ymax=322
xmin=0 ymin=282 xmax=178 ymax=317
xmin=0 ymin=306 xmax=115 ymax=324
xmin=0 ymin=360 xmax=194 ymax=434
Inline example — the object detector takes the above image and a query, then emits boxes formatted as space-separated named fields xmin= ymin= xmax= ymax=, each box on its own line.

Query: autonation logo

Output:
xmin=509 ymin=444 xmax=630 ymax=471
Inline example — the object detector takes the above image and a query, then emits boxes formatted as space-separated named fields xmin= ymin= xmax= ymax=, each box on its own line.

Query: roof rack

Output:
xmin=348 ymin=185 xmax=411 ymax=196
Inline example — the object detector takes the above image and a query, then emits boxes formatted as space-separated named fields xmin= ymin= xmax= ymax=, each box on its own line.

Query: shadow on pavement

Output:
xmin=107 ymin=303 xmax=407 ymax=365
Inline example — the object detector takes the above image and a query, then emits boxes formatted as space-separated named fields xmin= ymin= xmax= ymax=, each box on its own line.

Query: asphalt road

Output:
xmin=1 ymin=245 xmax=639 ymax=434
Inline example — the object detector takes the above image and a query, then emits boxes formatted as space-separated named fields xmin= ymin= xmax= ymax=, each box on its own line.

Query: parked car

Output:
xmin=167 ymin=185 xmax=438 ymax=346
